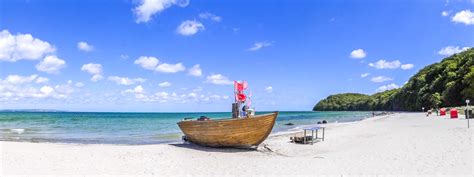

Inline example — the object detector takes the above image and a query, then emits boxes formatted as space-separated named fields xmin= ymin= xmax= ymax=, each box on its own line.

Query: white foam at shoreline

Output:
xmin=10 ymin=129 xmax=25 ymax=134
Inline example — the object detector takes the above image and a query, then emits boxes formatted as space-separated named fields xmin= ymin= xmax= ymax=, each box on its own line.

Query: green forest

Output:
xmin=313 ymin=48 xmax=474 ymax=111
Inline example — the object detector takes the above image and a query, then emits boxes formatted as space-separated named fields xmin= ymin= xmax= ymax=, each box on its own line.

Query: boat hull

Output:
xmin=177 ymin=112 xmax=278 ymax=148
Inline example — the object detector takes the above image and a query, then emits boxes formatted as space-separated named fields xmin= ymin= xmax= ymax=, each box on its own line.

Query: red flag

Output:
xmin=237 ymin=93 xmax=246 ymax=102
xmin=234 ymin=81 xmax=248 ymax=92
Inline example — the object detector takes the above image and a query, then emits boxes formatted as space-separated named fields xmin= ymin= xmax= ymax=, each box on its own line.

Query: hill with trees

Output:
xmin=313 ymin=48 xmax=474 ymax=111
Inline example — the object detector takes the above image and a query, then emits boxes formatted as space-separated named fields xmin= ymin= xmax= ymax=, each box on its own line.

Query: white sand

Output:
xmin=0 ymin=113 xmax=472 ymax=176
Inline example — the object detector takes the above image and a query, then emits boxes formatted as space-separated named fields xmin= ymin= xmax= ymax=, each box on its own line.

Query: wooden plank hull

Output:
xmin=177 ymin=112 xmax=278 ymax=148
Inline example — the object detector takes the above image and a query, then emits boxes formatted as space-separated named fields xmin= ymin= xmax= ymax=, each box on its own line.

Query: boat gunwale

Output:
xmin=177 ymin=112 xmax=278 ymax=124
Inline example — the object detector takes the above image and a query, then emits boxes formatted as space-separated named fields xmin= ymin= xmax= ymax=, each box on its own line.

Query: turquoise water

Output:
xmin=0 ymin=111 xmax=372 ymax=145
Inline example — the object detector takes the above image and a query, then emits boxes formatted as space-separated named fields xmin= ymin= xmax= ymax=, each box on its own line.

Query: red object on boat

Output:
xmin=450 ymin=108 xmax=458 ymax=119
xmin=236 ymin=93 xmax=246 ymax=102
xmin=440 ymin=108 xmax=446 ymax=116
xmin=234 ymin=81 xmax=248 ymax=92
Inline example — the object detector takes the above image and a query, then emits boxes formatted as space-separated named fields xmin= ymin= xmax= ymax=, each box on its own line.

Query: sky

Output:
xmin=0 ymin=0 xmax=473 ymax=112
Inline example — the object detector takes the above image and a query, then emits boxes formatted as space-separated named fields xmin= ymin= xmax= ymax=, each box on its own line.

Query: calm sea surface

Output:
xmin=0 ymin=111 xmax=372 ymax=144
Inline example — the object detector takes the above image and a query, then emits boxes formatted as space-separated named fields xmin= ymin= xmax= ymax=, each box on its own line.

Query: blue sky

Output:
xmin=0 ymin=0 xmax=473 ymax=112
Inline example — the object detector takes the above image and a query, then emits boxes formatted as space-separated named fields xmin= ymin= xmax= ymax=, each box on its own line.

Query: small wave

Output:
xmin=10 ymin=128 xmax=25 ymax=134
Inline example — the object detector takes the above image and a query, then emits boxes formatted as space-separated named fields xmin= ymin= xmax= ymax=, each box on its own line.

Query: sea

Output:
xmin=0 ymin=111 xmax=373 ymax=145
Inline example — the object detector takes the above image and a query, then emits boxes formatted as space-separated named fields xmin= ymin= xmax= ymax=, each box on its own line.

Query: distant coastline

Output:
xmin=0 ymin=109 xmax=68 ymax=112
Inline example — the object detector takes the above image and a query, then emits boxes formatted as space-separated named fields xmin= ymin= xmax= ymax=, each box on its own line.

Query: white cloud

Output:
xmin=40 ymin=86 xmax=54 ymax=95
xmin=176 ymin=20 xmax=205 ymax=36
xmin=265 ymin=86 xmax=273 ymax=93
xmin=4 ymin=74 xmax=38 ymax=85
xmin=248 ymin=41 xmax=272 ymax=51
xmin=81 ymin=63 xmax=103 ymax=75
xmin=452 ymin=9 xmax=474 ymax=25
xmin=232 ymin=28 xmax=240 ymax=34
xmin=134 ymin=56 xmax=159 ymax=70
xmin=158 ymin=81 xmax=171 ymax=87
xmin=120 ymin=85 xmax=229 ymax=103
xmin=401 ymin=64 xmax=414 ymax=70
xmin=371 ymin=76 xmax=393 ymax=83
xmin=350 ymin=49 xmax=367 ymax=59
xmin=188 ymin=64 xmax=202 ymax=77
xmin=75 ymin=82 xmax=84 ymax=87
xmin=206 ymin=74 xmax=233 ymax=85
xmin=376 ymin=83 xmax=400 ymax=92
xmin=108 ymin=76 xmax=146 ymax=85
xmin=441 ymin=11 xmax=450 ymax=17
xmin=35 ymin=77 xmax=49 ymax=84
xmin=77 ymin=41 xmax=94 ymax=52
xmin=120 ymin=54 xmax=129 ymax=60
xmin=155 ymin=62 xmax=185 ymax=73
xmin=133 ymin=0 xmax=189 ymax=23
xmin=81 ymin=63 xmax=104 ymax=82
xmin=91 ymin=75 xmax=104 ymax=82
xmin=438 ymin=46 xmax=470 ymax=56
xmin=36 ymin=55 xmax=66 ymax=74
xmin=0 ymin=76 xmax=74 ymax=100
xmin=361 ymin=73 xmax=370 ymax=78
xmin=199 ymin=12 xmax=222 ymax=22
xmin=127 ymin=85 xmax=145 ymax=94
xmin=124 ymin=85 xmax=149 ymax=101
xmin=192 ymin=87 xmax=202 ymax=92
xmin=369 ymin=60 xmax=401 ymax=69
xmin=0 ymin=30 xmax=55 ymax=62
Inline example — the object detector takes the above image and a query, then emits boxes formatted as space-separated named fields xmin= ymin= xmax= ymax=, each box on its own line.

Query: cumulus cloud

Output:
xmin=3 ymin=74 xmax=38 ymax=85
xmin=36 ymin=55 xmax=66 ymax=74
xmin=123 ymin=85 xmax=149 ymax=100
xmin=155 ymin=62 xmax=186 ymax=73
xmin=265 ymin=86 xmax=273 ymax=93
xmin=81 ymin=63 xmax=104 ymax=82
xmin=123 ymin=86 xmax=228 ymax=103
xmin=350 ymin=49 xmax=367 ymax=59
xmin=0 ymin=30 xmax=55 ymax=62
xmin=77 ymin=41 xmax=94 ymax=52
xmin=206 ymin=74 xmax=233 ymax=85
xmin=158 ymin=81 xmax=171 ymax=87
xmin=134 ymin=56 xmax=186 ymax=74
xmin=438 ymin=46 xmax=470 ymax=56
xmin=369 ymin=60 xmax=401 ymax=69
xmin=401 ymin=64 xmax=414 ymax=70
xmin=81 ymin=63 xmax=103 ymax=75
xmin=361 ymin=73 xmax=370 ymax=78
xmin=35 ymin=77 xmax=49 ymax=84
xmin=376 ymin=83 xmax=400 ymax=92
xmin=441 ymin=11 xmax=450 ymax=17
xmin=176 ymin=20 xmax=205 ymax=36
xmin=248 ymin=41 xmax=272 ymax=51
xmin=198 ymin=12 xmax=222 ymax=22
xmin=134 ymin=56 xmax=159 ymax=70
xmin=0 ymin=76 xmax=74 ymax=100
xmin=371 ymin=76 xmax=393 ymax=83
xmin=108 ymin=76 xmax=146 ymax=85
xmin=188 ymin=64 xmax=202 ymax=77
xmin=452 ymin=9 xmax=474 ymax=25
xmin=133 ymin=0 xmax=189 ymax=23
xmin=91 ymin=75 xmax=104 ymax=82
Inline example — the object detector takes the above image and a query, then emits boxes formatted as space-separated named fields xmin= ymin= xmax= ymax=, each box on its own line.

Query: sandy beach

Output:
xmin=1 ymin=113 xmax=472 ymax=176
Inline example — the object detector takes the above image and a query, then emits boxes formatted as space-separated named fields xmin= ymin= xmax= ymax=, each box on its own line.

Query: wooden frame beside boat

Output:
xmin=177 ymin=112 xmax=278 ymax=148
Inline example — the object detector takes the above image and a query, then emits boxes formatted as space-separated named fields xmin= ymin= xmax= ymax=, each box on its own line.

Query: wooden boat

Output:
xmin=177 ymin=112 xmax=278 ymax=148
